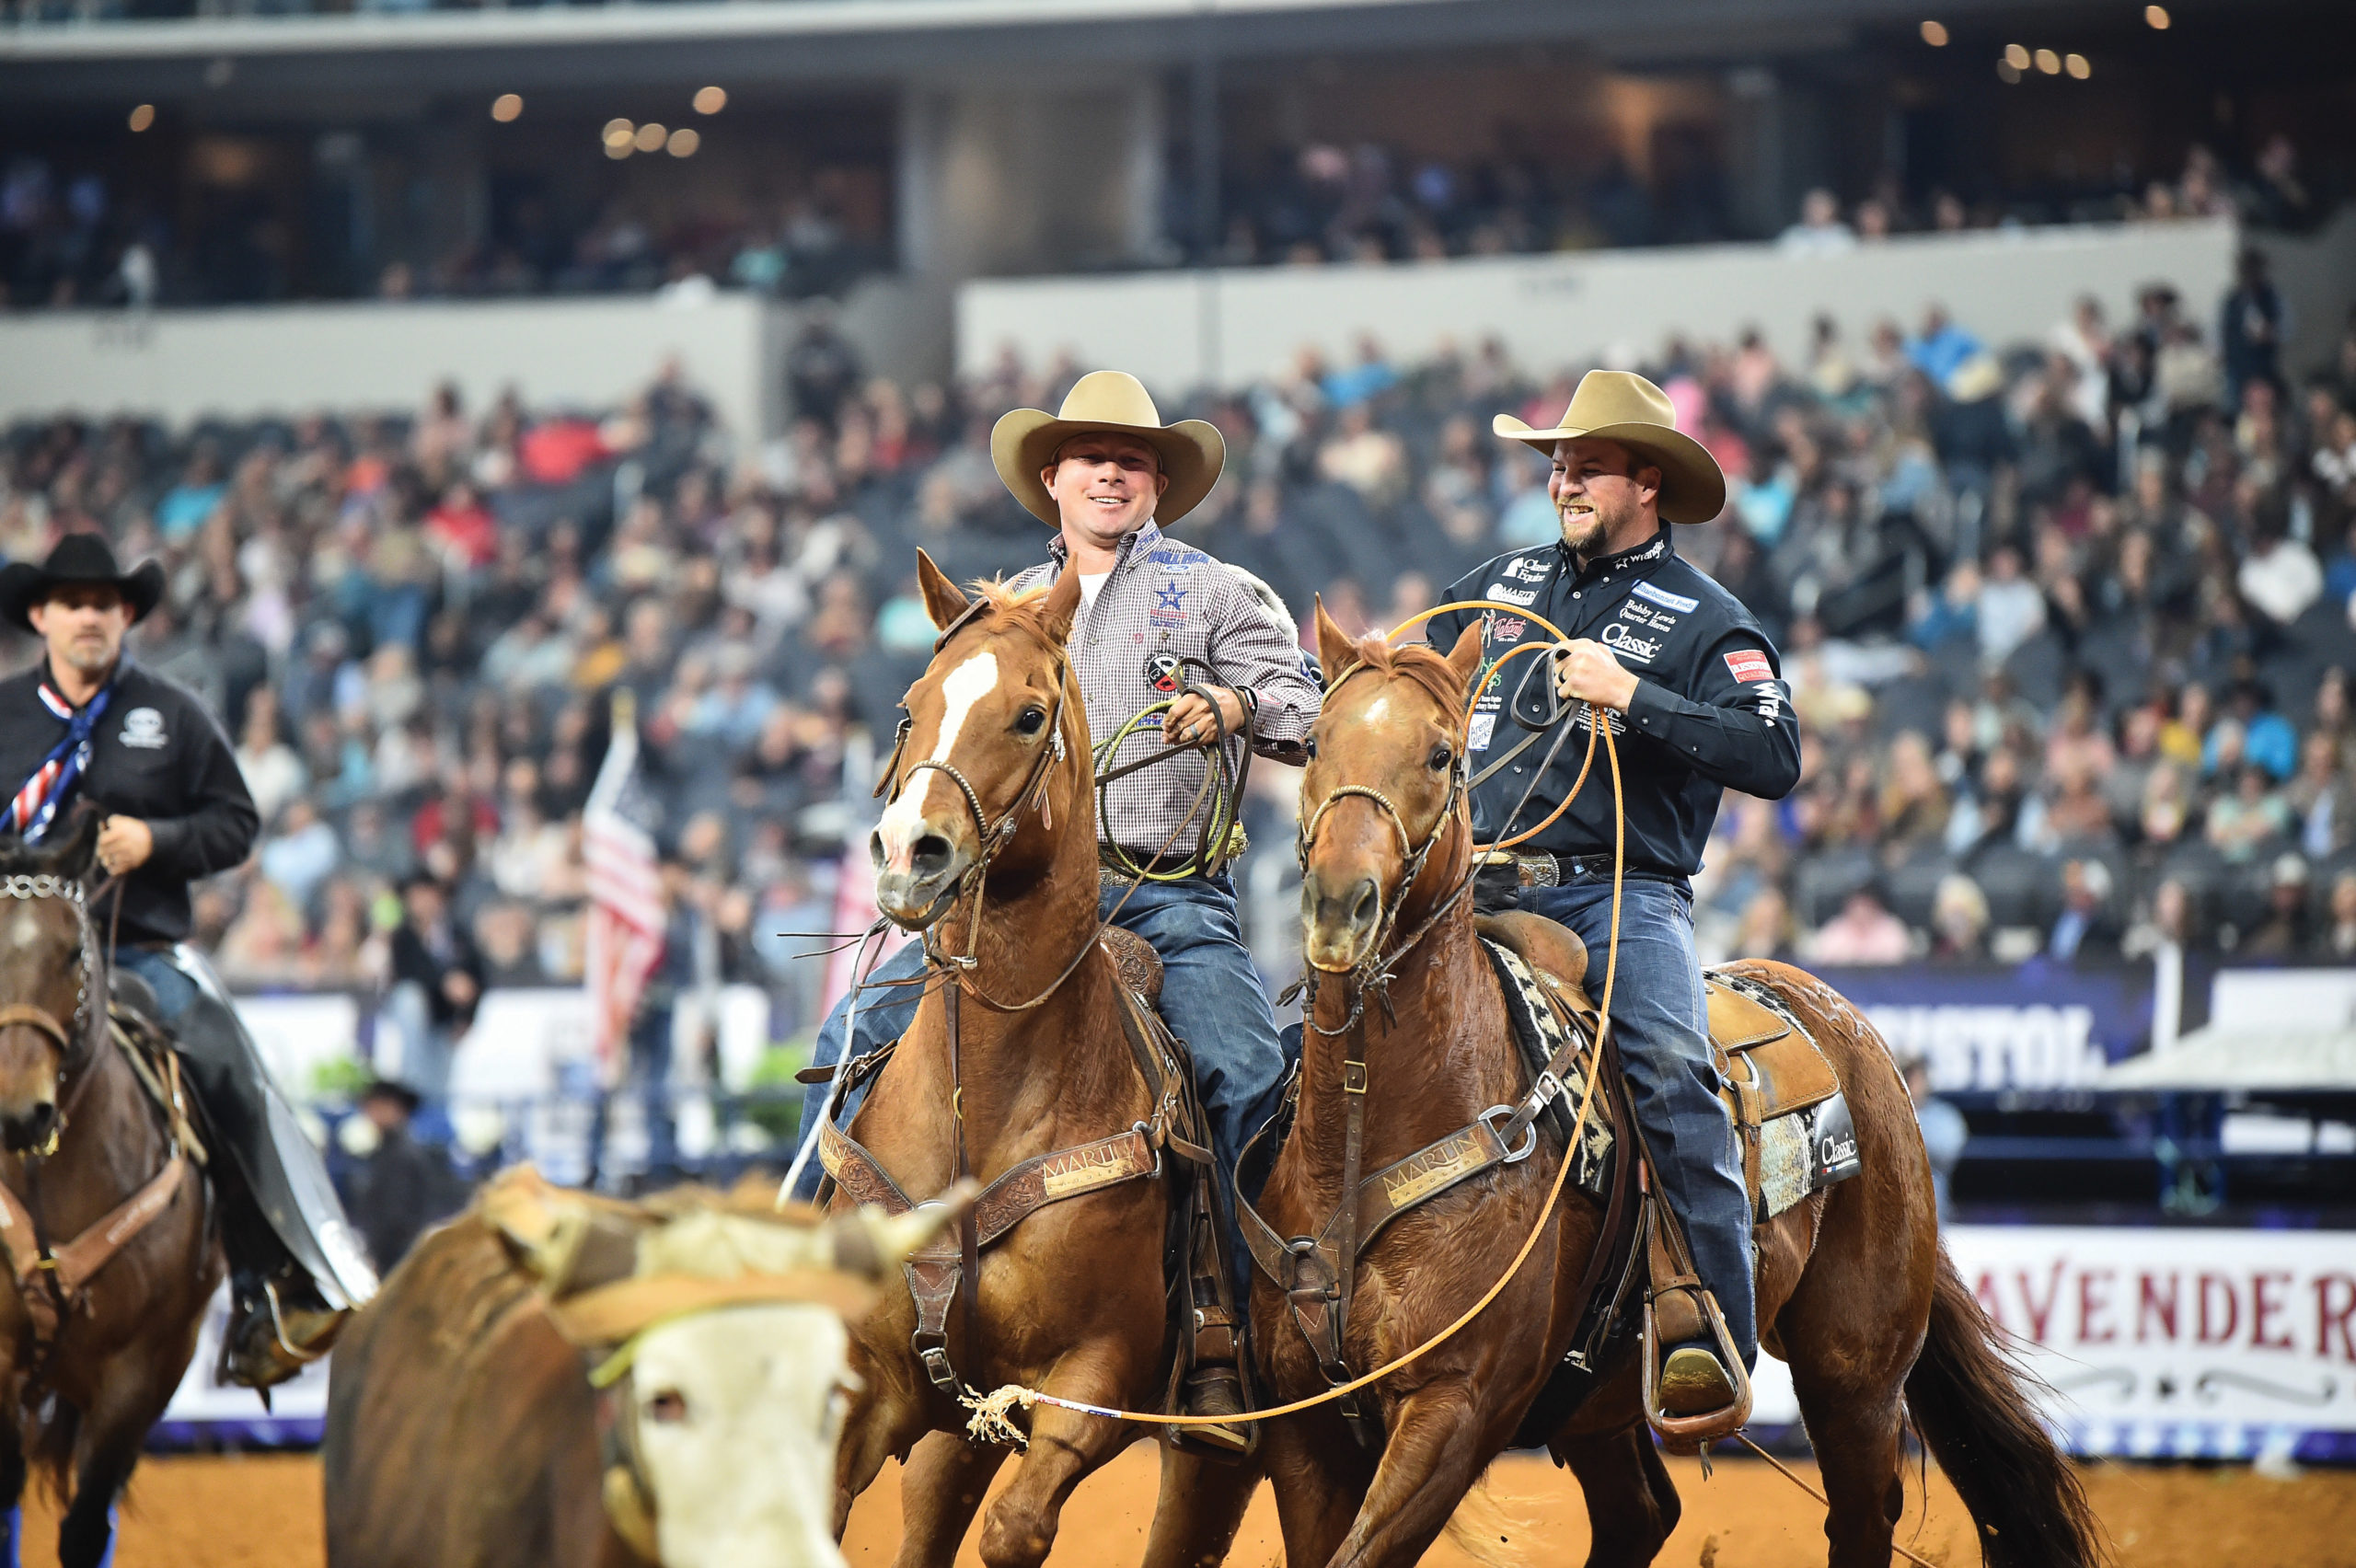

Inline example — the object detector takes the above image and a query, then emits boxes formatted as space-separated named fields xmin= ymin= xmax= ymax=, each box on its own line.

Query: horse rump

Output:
xmin=1905 ymin=1249 xmax=2107 ymax=1568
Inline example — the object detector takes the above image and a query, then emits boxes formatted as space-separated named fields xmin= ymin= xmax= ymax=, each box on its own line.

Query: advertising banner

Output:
xmin=1809 ymin=962 xmax=2155 ymax=1092
xmin=1750 ymin=1225 xmax=2356 ymax=1459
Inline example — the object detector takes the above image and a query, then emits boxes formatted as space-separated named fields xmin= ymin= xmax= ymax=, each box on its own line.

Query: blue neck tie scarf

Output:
xmin=11 ymin=673 xmax=114 ymax=844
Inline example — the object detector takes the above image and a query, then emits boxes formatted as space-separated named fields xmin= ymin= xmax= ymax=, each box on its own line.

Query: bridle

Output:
xmin=1288 ymin=663 xmax=1474 ymax=1038
xmin=0 ymin=872 xmax=110 ymax=1154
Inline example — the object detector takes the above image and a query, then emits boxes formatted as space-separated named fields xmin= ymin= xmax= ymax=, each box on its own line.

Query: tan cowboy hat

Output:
xmin=990 ymin=370 xmax=1227 ymax=528
xmin=1493 ymin=370 xmax=1727 ymax=525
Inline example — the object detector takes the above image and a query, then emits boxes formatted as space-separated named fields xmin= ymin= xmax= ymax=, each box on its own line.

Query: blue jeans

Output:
xmin=791 ymin=877 xmax=1294 ymax=1289
xmin=117 ymin=946 xmax=198 ymax=1022
xmin=1519 ymin=875 xmax=1757 ymax=1367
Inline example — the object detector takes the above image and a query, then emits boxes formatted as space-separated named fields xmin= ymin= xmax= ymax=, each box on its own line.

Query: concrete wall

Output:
xmin=2254 ymin=207 xmax=2356 ymax=384
xmin=0 ymin=277 xmax=942 ymax=440
xmin=957 ymin=218 xmax=2245 ymax=393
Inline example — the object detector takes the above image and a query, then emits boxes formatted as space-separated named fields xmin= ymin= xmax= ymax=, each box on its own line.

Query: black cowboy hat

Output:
xmin=0 ymin=536 xmax=166 ymax=634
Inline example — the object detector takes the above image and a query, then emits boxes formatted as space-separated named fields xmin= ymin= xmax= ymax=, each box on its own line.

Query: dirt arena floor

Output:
xmin=21 ymin=1443 xmax=2356 ymax=1566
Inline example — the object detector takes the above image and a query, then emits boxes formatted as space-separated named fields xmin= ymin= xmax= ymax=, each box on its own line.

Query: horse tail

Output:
xmin=1906 ymin=1248 xmax=2108 ymax=1568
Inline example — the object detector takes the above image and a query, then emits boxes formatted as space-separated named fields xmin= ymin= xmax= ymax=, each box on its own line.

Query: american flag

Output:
xmin=583 ymin=690 xmax=666 ymax=1089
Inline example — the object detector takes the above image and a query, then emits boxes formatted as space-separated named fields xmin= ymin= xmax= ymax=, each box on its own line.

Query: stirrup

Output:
xmin=1640 ymin=1288 xmax=1752 ymax=1451
xmin=1175 ymin=1363 xmax=1257 ymax=1461
xmin=262 ymin=1279 xmax=334 ymax=1365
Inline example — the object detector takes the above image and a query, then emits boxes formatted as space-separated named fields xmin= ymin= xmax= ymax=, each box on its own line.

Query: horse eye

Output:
xmin=1304 ymin=736 xmax=1320 ymax=760
xmin=646 ymin=1389 xmax=689 ymax=1424
xmin=1429 ymin=744 xmax=1452 ymax=771
xmin=1015 ymin=707 xmax=1047 ymax=735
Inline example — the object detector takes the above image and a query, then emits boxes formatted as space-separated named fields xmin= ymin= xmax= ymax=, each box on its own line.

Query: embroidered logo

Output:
xmin=1490 ymin=616 xmax=1528 ymax=643
xmin=119 ymin=708 xmax=167 ymax=749
xmin=1468 ymin=712 xmax=1498 ymax=753
xmin=1501 ymin=555 xmax=1552 ymax=583
xmin=1633 ymin=581 xmax=1699 ymax=614
xmin=1600 ymin=623 xmax=1662 ymax=663
xmin=1142 ymin=545 xmax=1209 ymax=573
xmin=1484 ymin=582 xmax=1539 ymax=606
xmin=1144 ymin=652 xmax=1184 ymax=694
xmin=1150 ymin=582 xmax=1189 ymax=622
xmin=1724 ymin=650 xmax=1774 ymax=685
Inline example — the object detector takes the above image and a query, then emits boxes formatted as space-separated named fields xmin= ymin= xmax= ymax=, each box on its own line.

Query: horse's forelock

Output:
xmin=1334 ymin=636 xmax=1471 ymax=732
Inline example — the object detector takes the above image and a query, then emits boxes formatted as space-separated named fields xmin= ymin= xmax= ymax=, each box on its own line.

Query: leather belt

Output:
xmin=1100 ymin=850 xmax=1210 ymax=881
xmin=1513 ymin=852 xmax=1688 ymax=889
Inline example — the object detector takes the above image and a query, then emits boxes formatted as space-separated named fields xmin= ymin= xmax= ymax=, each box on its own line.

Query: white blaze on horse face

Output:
xmin=634 ymin=1304 xmax=854 ymax=1568
xmin=875 ymin=650 xmax=999 ymax=872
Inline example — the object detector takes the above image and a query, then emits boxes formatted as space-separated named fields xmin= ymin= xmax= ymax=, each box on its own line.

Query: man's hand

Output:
xmin=1553 ymin=640 xmax=1641 ymax=713
xmin=97 ymin=815 xmax=154 ymax=877
xmin=1161 ymin=686 xmax=1248 ymax=747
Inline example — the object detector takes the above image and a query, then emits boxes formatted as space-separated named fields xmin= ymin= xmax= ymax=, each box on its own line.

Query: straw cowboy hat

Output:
xmin=991 ymin=370 xmax=1227 ymax=527
xmin=1494 ymin=370 xmax=1727 ymax=525
xmin=0 ymin=535 xmax=167 ymax=634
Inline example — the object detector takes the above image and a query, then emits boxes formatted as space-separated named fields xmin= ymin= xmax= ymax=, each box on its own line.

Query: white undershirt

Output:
xmin=1078 ymin=571 xmax=1111 ymax=610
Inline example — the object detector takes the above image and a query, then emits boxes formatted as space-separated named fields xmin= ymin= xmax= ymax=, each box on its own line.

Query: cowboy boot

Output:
xmin=222 ymin=1264 xmax=352 ymax=1390
xmin=1653 ymin=1283 xmax=1739 ymax=1416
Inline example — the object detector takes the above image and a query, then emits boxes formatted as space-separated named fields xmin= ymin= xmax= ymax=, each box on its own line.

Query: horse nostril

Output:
xmin=1348 ymin=880 xmax=1380 ymax=929
xmin=910 ymin=835 xmax=953 ymax=875
xmin=3 ymin=1102 xmax=55 ymax=1153
xmin=868 ymin=829 xmax=888 ymax=870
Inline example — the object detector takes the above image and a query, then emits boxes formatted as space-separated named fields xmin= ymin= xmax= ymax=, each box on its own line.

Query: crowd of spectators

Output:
xmin=6 ymin=246 xmax=2356 ymax=1104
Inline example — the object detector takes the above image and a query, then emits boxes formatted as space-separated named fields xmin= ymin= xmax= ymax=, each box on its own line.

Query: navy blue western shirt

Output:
xmin=1427 ymin=528 xmax=1801 ymax=877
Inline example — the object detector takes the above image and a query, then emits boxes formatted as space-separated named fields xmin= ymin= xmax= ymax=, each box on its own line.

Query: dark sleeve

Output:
xmin=1624 ymin=623 xmax=1802 ymax=800
xmin=144 ymin=693 xmax=260 ymax=879
xmin=1422 ymin=566 xmax=1486 ymax=653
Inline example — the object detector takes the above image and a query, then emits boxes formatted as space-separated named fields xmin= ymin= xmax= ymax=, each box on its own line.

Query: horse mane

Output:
xmin=1334 ymin=629 xmax=1472 ymax=726
xmin=963 ymin=577 xmax=1067 ymax=649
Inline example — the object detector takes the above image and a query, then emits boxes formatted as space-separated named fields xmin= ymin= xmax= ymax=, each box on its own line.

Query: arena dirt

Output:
xmin=20 ymin=1445 xmax=2356 ymax=1565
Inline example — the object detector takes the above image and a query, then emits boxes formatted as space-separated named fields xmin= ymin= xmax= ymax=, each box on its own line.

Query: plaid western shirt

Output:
xmin=1007 ymin=521 xmax=1321 ymax=859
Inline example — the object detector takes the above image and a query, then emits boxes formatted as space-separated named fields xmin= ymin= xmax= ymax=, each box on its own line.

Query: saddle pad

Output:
xmin=1479 ymin=940 xmax=1611 ymax=1199
xmin=1757 ymin=1092 xmax=1863 ymax=1220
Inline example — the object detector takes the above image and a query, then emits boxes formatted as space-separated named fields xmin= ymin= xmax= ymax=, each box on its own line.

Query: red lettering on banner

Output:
xmin=1973 ymin=1269 xmax=2005 ymax=1329
xmin=2316 ymin=1274 xmax=2356 ymax=1363
xmin=2251 ymin=1271 xmax=2295 ymax=1351
xmin=2076 ymin=1268 xmax=2117 ymax=1343
xmin=2138 ymin=1273 xmax=2179 ymax=1343
xmin=2018 ymin=1259 xmax=2066 ymax=1343
xmin=2198 ymin=1273 xmax=2240 ymax=1345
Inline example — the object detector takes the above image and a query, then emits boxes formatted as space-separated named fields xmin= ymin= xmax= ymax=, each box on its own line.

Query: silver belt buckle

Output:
xmin=1516 ymin=853 xmax=1559 ymax=888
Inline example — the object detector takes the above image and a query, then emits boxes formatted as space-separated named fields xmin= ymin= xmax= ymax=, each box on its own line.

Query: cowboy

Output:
xmin=0 ymin=536 xmax=376 ymax=1386
xmin=1425 ymin=371 xmax=1801 ymax=1427
xmin=794 ymin=371 xmax=1319 ymax=1447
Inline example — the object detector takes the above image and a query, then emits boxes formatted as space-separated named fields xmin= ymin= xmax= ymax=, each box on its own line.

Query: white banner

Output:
xmin=1751 ymin=1226 xmax=2356 ymax=1458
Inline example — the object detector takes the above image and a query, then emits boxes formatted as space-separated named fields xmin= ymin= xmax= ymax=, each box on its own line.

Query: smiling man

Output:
xmin=792 ymin=371 xmax=1320 ymax=1447
xmin=0 ymin=536 xmax=376 ymax=1389
xmin=1425 ymin=371 xmax=1801 ymax=1435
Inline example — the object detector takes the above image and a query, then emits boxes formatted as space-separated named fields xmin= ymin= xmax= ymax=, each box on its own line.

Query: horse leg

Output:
xmin=1554 ymin=1421 xmax=1680 ymax=1568
xmin=833 ymin=1374 xmax=925 ymax=1539
xmin=0 ymin=1407 xmax=24 ymax=1567
xmin=1263 ymin=1418 xmax=1367 ymax=1568
xmin=1788 ymin=1361 xmax=1907 ymax=1568
xmin=1140 ymin=1445 xmax=1260 ymax=1568
xmin=893 ymin=1430 xmax=1010 ymax=1568
xmin=55 ymin=1371 xmax=159 ymax=1568
xmin=1319 ymin=1384 xmax=1491 ymax=1568
xmin=973 ymin=1355 xmax=1141 ymax=1568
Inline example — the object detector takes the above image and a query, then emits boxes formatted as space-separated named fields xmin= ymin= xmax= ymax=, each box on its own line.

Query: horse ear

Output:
xmin=1442 ymin=620 xmax=1485 ymax=694
xmin=1312 ymin=597 xmax=1357 ymax=686
xmin=1036 ymin=562 xmax=1083 ymax=646
xmin=45 ymin=803 xmax=100 ymax=882
xmin=916 ymin=549 xmax=969 ymax=631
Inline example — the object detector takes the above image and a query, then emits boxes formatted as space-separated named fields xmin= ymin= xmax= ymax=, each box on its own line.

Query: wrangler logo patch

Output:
xmin=1724 ymin=650 xmax=1774 ymax=685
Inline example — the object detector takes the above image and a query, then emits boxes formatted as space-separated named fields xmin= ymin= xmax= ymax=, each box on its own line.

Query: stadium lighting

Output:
xmin=603 ymin=117 xmax=634 ymax=144
xmin=667 ymin=127 xmax=700 ymax=157
xmin=634 ymin=122 xmax=668 ymax=154
xmin=2144 ymin=4 xmax=2169 ymax=27
xmin=693 ymin=86 xmax=727 ymax=115
xmin=491 ymin=93 xmax=524 ymax=122
xmin=2003 ymin=42 xmax=2030 ymax=69
xmin=1919 ymin=19 xmax=1948 ymax=45
xmin=2065 ymin=52 xmax=2091 ymax=78
xmin=2034 ymin=47 xmax=2062 ymax=74
xmin=1997 ymin=58 xmax=2022 ymax=82
xmin=127 ymin=103 xmax=155 ymax=133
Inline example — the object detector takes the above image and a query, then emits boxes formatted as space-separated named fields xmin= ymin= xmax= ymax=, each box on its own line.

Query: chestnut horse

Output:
xmin=1249 ymin=607 xmax=2102 ymax=1568
xmin=823 ymin=555 xmax=1254 ymax=1568
xmin=0 ymin=807 xmax=221 ymax=1568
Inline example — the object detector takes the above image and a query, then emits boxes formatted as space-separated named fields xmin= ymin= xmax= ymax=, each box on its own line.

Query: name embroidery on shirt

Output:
xmin=1632 ymin=580 xmax=1699 ymax=614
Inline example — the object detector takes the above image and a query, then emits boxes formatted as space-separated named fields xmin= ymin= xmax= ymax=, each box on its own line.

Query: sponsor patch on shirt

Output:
xmin=1143 ymin=545 xmax=1209 ymax=572
xmin=1501 ymin=555 xmax=1552 ymax=583
xmin=1633 ymin=580 xmax=1699 ymax=614
xmin=1489 ymin=616 xmax=1528 ymax=643
xmin=1600 ymin=623 xmax=1663 ymax=663
xmin=1150 ymin=582 xmax=1190 ymax=622
xmin=1484 ymin=582 xmax=1539 ymax=606
xmin=1724 ymin=650 xmax=1775 ymax=686
xmin=119 ymin=708 xmax=167 ymax=749
xmin=1144 ymin=651 xmax=1184 ymax=694
xmin=1468 ymin=712 xmax=1497 ymax=753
